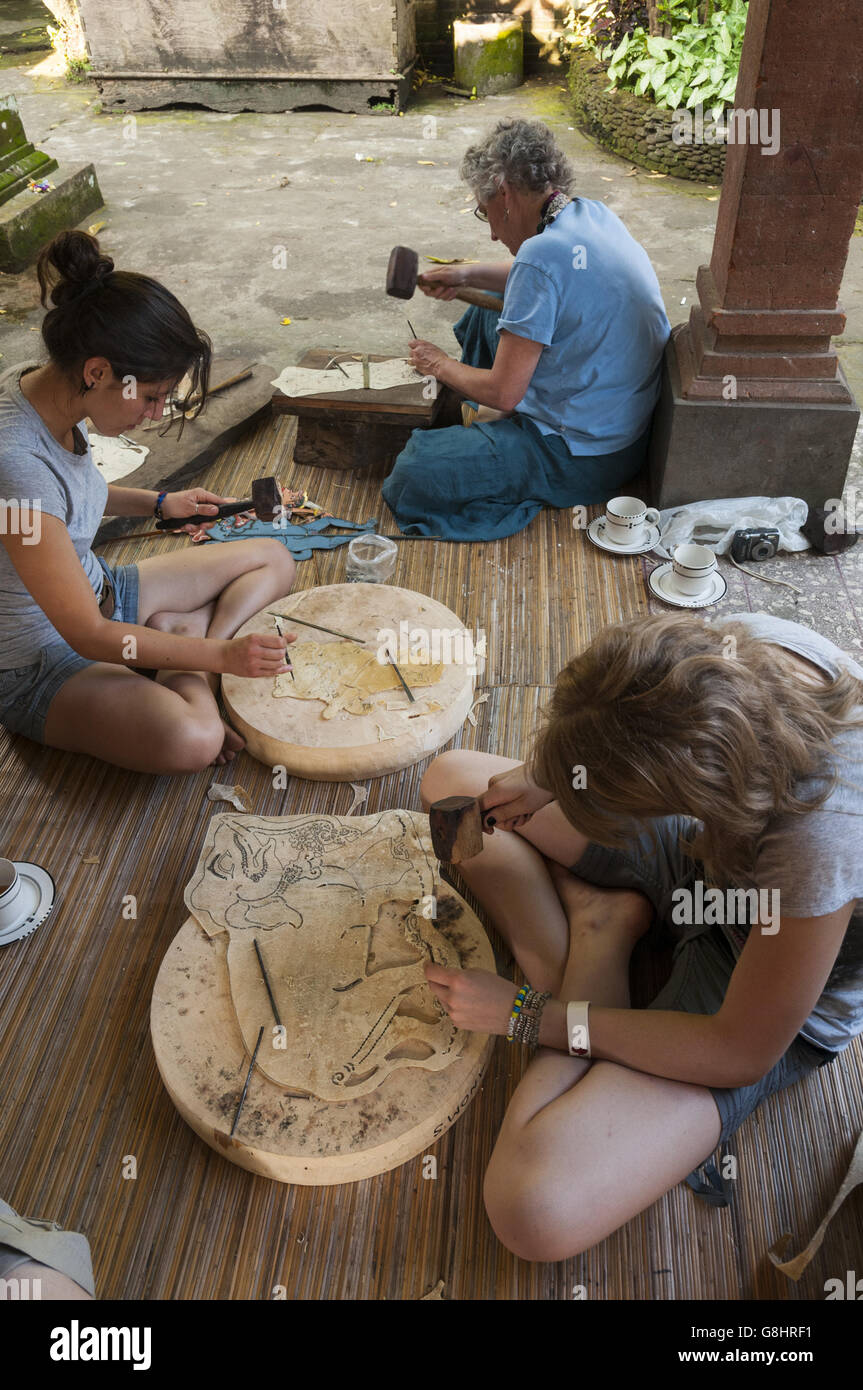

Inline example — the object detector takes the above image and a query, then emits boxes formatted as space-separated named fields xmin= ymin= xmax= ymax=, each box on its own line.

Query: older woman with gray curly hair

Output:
xmin=382 ymin=118 xmax=670 ymax=541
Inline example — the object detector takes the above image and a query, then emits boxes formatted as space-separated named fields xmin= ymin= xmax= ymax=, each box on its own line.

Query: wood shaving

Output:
xmin=466 ymin=692 xmax=490 ymax=728
xmin=345 ymin=783 xmax=368 ymax=815
xmin=768 ymin=1126 xmax=863 ymax=1280
xmin=207 ymin=783 xmax=252 ymax=812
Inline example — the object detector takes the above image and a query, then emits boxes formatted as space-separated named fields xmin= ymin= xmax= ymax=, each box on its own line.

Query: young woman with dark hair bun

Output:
xmin=0 ymin=230 xmax=296 ymax=773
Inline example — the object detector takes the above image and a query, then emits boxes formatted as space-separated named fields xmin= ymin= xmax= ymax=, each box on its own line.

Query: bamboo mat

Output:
xmin=0 ymin=413 xmax=861 ymax=1300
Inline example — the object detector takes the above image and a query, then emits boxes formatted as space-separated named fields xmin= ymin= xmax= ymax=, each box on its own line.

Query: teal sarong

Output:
xmin=381 ymin=306 xmax=650 ymax=542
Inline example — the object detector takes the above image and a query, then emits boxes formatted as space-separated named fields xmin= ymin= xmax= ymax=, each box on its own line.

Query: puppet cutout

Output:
xmin=185 ymin=811 xmax=464 ymax=1101
xmin=272 ymin=640 xmax=444 ymax=717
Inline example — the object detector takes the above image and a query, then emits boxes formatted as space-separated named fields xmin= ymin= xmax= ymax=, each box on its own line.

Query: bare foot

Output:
xmin=547 ymin=862 xmax=652 ymax=948
xmin=213 ymin=722 xmax=245 ymax=765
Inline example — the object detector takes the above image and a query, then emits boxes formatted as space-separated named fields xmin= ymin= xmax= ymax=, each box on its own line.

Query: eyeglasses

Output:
xmin=473 ymin=206 xmax=489 ymax=222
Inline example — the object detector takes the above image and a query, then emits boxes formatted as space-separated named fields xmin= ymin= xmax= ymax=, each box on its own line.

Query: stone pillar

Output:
xmin=649 ymin=0 xmax=863 ymax=509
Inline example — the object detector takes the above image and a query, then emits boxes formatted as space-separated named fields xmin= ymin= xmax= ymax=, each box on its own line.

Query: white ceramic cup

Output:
xmin=671 ymin=543 xmax=718 ymax=596
xmin=604 ymin=496 xmax=660 ymax=546
xmin=0 ymin=858 xmax=23 ymax=933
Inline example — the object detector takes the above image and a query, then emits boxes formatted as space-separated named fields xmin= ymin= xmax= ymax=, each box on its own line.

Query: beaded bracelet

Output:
xmin=506 ymin=986 xmax=529 ymax=1041
xmin=511 ymin=989 xmax=552 ymax=1049
xmin=153 ymin=490 xmax=168 ymax=520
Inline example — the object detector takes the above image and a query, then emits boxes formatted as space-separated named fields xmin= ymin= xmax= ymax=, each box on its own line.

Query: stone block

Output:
xmin=0 ymin=162 xmax=103 ymax=272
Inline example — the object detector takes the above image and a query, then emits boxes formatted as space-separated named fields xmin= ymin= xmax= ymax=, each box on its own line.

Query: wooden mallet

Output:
xmin=155 ymin=475 xmax=283 ymax=532
xmin=386 ymin=246 xmax=504 ymax=314
xmin=428 ymin=795 xmax=485 ymax=865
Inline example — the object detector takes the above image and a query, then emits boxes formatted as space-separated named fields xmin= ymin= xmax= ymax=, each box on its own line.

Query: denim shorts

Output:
xmin=571 ymin=815 xmax=838 ymax=1205
xmin=0 ymin=557 xmax=140 ymax=745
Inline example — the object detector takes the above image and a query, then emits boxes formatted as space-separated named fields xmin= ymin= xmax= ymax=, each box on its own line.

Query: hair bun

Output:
xmin=37 ymin=229 xmax=115 ymax=309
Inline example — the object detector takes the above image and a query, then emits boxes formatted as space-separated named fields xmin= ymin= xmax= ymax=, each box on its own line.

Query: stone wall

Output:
xmin=568 ymin=47 xmax=725 ymax=183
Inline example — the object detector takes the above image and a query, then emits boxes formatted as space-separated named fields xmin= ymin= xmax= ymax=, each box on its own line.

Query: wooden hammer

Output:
xmin=428 ymin=795 xmax=485 ymax=865
xmin=154 ymin=475 xmax=283 ymax=532
xmin=386 ymin=246 xmax=504 ymax=314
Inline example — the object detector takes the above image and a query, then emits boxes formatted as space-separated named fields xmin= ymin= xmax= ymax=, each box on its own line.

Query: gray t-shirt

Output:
xmin=717 ymin=611 xmax=863 ymax=1053
xmin=0 ymin=361 xmax=107 ymax=667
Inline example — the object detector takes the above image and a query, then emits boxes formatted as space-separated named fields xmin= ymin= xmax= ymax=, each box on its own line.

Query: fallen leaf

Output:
xmin=281 ymin=317 xmax=292 ymax=325
xmin=418 ymin=160 xmax=436 ymax=165
xmin=88 ymin=220 xmax=106 ymax=234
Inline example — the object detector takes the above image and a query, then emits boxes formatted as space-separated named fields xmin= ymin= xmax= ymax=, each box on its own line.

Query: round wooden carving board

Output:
xmin=151 ymin=887 xmax=495 ymax=1185
xmin=221 ymin=583 xmax=477 ymax=781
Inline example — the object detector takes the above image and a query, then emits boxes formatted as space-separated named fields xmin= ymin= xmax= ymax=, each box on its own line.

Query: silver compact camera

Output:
xmin=730 ymin=528 xmax=780 ymax=562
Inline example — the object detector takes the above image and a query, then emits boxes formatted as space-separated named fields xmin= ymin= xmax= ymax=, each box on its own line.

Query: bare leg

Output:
xmin=43 ymin=539 xmax=296 ymax=772
xmin=421 ymin=750 xmax=722 ymax=1262
xmin=483 ymin=867 xmax=722 ymax=1261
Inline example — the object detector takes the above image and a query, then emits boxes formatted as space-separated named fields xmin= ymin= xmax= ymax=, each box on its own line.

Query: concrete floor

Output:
xmin=3 ymin=46 xmax=860 ymax=410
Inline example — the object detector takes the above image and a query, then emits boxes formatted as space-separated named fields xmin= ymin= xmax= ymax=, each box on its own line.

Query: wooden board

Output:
xmin=151 ymin=811 xmax=495 ymax=1184
xmin=222 ymin=583 xmax=477 ymax=781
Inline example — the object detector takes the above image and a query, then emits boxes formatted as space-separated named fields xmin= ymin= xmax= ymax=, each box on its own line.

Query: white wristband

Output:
xmin=566 ymin=1001 xmax=591 ymax=1058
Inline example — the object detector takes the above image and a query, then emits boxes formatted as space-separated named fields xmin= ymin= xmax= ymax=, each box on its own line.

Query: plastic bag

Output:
xmin=653 ymin=496 xmax=810 ymax=560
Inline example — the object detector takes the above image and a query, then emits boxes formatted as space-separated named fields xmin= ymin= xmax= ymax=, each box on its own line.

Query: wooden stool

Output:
xmin=272 ymin=348 xmax=452 ymax=474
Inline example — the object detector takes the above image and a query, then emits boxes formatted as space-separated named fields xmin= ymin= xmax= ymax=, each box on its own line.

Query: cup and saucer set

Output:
xmin=0 ymin=856 xmax=55 ymax=947
xmin=587 ymin=496 xmax=727 ymax=609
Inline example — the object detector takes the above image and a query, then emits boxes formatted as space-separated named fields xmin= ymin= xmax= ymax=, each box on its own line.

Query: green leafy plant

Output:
xmin=563 ymin=0 xmax=748 ymax=117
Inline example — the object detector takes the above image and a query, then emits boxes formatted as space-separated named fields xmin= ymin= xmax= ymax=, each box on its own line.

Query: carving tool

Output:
xmin=254 ymin=939 xmax=282 ymax=1027
xmin=362 ymin=353 xmax=370 ymax=390
xmin=155 ymin=474 xmax=283 ymax=532
xmin=406 ymin=318 xmax=418 ymax=339
xmin=230 ymin=1024 xmax=264 ymax=1138
xmin=268 ymin=611 xmax=364 ymax=642
xmin=324 ymin=355 xmax=351 ymax=379
xmin=385 ymin=652 xmax=415 ymax=703
xmin=270 ymin=613 xmax=294 ymax=680
xmin=267 ymin=612 xmax=415 ymax=701
xmin=386 ymin=245 xmax=504 ymax=311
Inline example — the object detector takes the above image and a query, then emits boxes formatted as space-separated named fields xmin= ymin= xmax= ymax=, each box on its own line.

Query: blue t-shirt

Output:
xmin=496 ymin=198 xmax=670 ymax=456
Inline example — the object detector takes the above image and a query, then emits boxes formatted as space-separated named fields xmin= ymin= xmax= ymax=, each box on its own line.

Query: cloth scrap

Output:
xmin=192 ymin=513 xmax=378 ymax=562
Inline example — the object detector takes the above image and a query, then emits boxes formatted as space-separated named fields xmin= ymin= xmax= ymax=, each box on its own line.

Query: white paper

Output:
xmin=271 ymin=358 xmax=424 ymax=398
xmin=88 ymin=432 xmax=150 ymax=483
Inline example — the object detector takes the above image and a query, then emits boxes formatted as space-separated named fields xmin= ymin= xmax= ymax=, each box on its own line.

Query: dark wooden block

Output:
xmin=273 ymin=348 xmax=446 ymax=474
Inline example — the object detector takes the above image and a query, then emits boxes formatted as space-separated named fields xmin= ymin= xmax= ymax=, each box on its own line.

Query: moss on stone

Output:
xmin=454 ymin=22 xmax=523 ymax=96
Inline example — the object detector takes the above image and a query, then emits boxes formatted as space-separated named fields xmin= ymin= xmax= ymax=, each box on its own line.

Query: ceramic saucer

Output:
xmin=648 ymin=562 xmax=728 ymax=609
xmin=0 ymin=862 xmax=56 ymax=947
xmin=587 ymin=516 xmax=662 ymax=556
